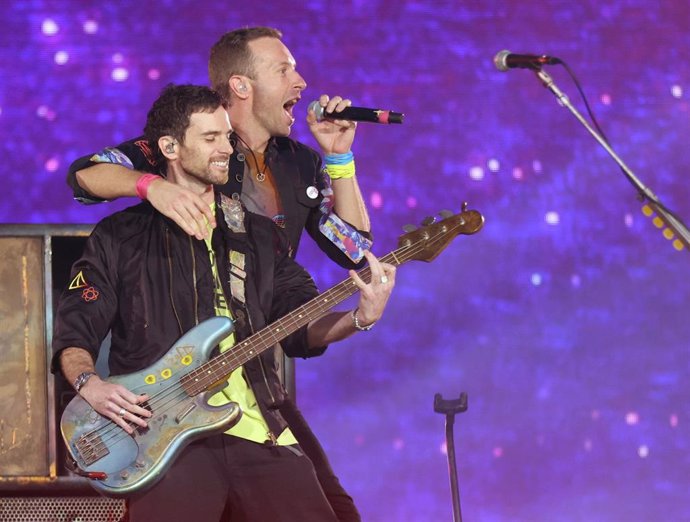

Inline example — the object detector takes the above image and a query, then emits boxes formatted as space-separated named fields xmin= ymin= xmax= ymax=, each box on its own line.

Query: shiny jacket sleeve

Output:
xmin=300 ymin=148 xmax=373 ymax=270
xmin=66 ymin=137 xmax=158 ymax=204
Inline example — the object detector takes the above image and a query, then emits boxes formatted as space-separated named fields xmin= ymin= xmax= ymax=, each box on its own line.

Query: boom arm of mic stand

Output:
xmin=533 ymin=68 xmax=690 ymax=252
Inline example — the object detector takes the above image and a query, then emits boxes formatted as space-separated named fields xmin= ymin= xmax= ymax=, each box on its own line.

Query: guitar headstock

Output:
xmin=397 ymin=203 xmax=484 ymax=262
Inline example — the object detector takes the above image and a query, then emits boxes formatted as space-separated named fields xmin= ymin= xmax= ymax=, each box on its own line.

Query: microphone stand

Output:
xmin=533 ymin=68 xmax=690 ymax=252
xmin=434 ymin=392 xmax=468 ymax=522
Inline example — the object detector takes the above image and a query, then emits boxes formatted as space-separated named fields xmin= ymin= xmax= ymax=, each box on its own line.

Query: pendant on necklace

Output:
xmin=256 ymin=171 xmax=266 ymax=182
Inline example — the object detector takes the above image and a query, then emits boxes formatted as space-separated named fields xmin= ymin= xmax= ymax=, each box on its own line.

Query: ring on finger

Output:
xmin=380 ymin=275 xmax=389 ymax=284
xmin=118 ymin=407 xmax=126 ymax=418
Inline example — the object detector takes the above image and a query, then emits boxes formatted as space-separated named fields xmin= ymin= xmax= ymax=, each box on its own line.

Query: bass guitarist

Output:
xmin=52 ymin=84 xmax=395 ymax=522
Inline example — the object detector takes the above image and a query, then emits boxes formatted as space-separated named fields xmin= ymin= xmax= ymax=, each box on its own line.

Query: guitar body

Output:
xmin=60 ymin=317 xmax=240 ymax=497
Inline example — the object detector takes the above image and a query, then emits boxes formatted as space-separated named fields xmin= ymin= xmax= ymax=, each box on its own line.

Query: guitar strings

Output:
xmin=75 ymin=223 xmax=449 ymax=458
xmin=74 ymin=219 xmax=469 ymax=464
xmin=186 ymin=224 xmax=453 ymax=386
xmin=75 ymin=384 xmax=193 ymax=461
xmin=86 ymin=214 xmax=462 ymax=446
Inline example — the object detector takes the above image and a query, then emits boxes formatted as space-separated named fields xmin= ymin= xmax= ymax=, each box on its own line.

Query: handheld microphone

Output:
xmin=308 ymin=100 xmax=404 ymax=124
xmin=493 ymin=50 xmax=561 ymax=71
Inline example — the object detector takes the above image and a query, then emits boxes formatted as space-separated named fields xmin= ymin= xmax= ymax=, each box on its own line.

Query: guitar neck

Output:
xmin=181 ymin=250 xmax=404 ymax=396
xmin=179 ymin=207 xmax=483 ymax=396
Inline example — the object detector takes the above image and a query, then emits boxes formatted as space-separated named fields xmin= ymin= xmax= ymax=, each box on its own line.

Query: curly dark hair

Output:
xmin=208 ymin=26 xmax=282 ymax=104
xmin=143 ymin=84 xmax=223 ymax=167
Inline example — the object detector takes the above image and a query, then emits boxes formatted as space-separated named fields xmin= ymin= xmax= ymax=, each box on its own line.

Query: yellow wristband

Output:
xmin=325 ymin=160 xmax=355 ymax=180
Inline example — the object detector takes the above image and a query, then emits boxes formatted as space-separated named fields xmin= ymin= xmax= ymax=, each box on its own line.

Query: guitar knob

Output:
xmin=421 ymin=216 xmax=436 ymax=226
xmin=402 ymin=224 xmax=417 ymax=233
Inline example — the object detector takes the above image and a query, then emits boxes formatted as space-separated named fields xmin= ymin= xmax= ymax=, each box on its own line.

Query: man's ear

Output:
xmin=230 ymin=76 xmax=250 ymax=99
xmin=159 ymin=136 xmax=178 ymax=159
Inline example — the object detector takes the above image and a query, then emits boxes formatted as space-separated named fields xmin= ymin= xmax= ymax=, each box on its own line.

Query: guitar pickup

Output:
xmin=175 ymin=403 xmax=196 ymax=423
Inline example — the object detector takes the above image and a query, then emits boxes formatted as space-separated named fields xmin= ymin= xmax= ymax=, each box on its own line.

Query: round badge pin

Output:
xmin=306 ymin=186 xmax=319 ymax=199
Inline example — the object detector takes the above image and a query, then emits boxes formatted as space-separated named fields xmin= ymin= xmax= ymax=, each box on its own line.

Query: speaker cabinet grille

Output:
xmin=0 ymin=496 xmax=126 ymax=522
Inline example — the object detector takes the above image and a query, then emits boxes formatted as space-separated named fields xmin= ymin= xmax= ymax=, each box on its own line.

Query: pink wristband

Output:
xmin=135 ymin=174 xmax=160 ymax=200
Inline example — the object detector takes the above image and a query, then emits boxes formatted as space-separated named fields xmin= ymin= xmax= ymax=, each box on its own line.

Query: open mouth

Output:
xmin=283 ymin=97 xmax=299 ymax=121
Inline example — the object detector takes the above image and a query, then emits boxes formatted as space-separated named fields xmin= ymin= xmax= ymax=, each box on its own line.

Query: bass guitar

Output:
xmin=60 ymin=206 xmax=484 ymax=496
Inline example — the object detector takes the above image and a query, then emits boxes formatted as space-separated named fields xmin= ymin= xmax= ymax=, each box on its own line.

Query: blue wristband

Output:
xmin=324 ymin=151 xmax=354 ymax=165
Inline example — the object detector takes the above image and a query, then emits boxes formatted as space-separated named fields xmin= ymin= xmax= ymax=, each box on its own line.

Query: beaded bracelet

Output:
xmin=351 ymin=307 xmax=375 ymax=331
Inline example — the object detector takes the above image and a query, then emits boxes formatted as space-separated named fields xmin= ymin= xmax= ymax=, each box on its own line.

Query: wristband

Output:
xmin=325 ymin=161 xmax=355 ymax=180
xmin=135 ymin=173 xmax=160 ymax=200
xmin=351 ymin=307 xmax=375 ymax=331
xmin=324 ymin=151 xmax=354 ymax=165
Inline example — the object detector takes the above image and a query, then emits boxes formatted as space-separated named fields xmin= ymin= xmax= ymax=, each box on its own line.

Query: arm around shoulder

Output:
xmin=66 ymin=138 xmax=158 ymax=202
xmin=75 ymin=162 xmax=146 ymax=200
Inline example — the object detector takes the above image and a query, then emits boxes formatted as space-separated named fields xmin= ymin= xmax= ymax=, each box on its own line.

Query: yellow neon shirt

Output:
xmin=203 ymin=212 xmax=296 ymax=445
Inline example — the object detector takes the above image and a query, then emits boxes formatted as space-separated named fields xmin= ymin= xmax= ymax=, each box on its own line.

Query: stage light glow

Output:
xmin=54 ymin=51 xmax=69 ymax=65
xmin=41 ymin=19 xmax=58 ymax=35
xmin=469 ymin=166 xmax=484 ymax=180
xmin=112 ymin=67 xmax=129 ymax=82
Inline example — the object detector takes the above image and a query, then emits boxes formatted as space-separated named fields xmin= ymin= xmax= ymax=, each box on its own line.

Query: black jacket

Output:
xmin=52 ymin=196 xmax=325 ymax=435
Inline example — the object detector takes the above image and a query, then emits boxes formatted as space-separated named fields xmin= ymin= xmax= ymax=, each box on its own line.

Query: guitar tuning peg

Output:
xmin=402 ymin=224 xmax=417 ymax=233
xmin=438 ymin=209 xmax=453 ymax=219
xmin=421 ymin=216 xmax=436 ymax=226
xmin=461 ymin=202 xmax=468 ymax=212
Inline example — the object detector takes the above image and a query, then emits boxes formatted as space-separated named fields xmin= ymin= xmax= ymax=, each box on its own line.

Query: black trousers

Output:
xmin=278 ymin=399 xmax=361 ymax=522
xmin=127 ymin=435 xmax=338 ymax=522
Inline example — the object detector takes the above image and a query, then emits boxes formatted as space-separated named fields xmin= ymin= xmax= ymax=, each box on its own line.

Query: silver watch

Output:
xmin=73 ymin=371 xmax=97 ymax=393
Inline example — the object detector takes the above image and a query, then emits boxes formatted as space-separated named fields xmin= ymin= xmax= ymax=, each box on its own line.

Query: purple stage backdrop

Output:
xmin=2 ymin=2 xmax=690 ymax=520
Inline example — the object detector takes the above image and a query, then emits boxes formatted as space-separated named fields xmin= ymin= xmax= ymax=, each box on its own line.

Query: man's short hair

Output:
xmin=208 ymin=26 xmax=283 ymax=104
xmin=144 ymin=84 xmax=223 ymax=166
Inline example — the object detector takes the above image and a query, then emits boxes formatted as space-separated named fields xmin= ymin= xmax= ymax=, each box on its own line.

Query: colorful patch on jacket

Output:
xmin=89 ymin=147 xmax=135 ymax=169
xmin=81 ymin=286 xmax=100 ymax=302
xmin=220 ymin=194 xmax=246 ymax=233
xmin=272 ymin=214 xmax=286 ymax=229
xmin=68 ymin=270 xmax=88 ymax=289
xmin=228 ymin=250 xmax=246 ymax=305
xmin=317 ymin=186 xmax=372 ymax=263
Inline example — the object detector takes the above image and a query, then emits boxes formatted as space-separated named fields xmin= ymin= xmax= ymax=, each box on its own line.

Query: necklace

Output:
xmin=247 ymin=149 xmax=267 ymax=183
xmin=234 ymin=133 xmax=267 ymax=183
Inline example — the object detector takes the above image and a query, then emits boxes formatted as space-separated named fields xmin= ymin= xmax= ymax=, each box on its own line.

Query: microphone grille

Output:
xmin=307 ymin=100 xmax=325 ymax=121
xmin=493 ymin=50 xmax=511 ymax=72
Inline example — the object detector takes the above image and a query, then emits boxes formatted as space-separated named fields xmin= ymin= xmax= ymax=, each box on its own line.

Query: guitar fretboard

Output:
xmin=179 ymin=209 xmax=481 ymax=396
